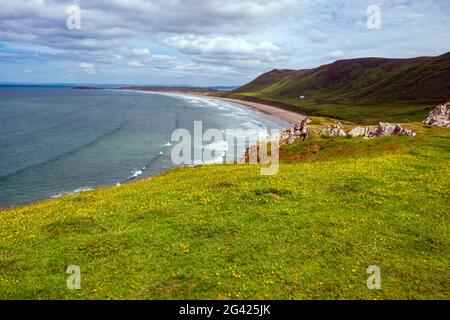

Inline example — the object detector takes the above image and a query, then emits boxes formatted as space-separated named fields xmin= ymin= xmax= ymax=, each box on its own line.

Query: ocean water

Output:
xmin=0 ymin=86 xmax=289 ymax=207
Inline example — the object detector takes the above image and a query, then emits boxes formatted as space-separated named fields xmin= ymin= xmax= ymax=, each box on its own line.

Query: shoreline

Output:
xmin=2 ymin=89 xmax=295 ymax=209
xmin=116 ymin=89 xmax=307 ymax=125
xmin=216 ymin=97 xmax=307 ymax=125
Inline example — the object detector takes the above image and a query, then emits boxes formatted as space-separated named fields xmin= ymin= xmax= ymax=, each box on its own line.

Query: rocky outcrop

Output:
xmin=242 ymin=118 xmax=311 ymax=163
xmin=369 ymin=123 xmax=416 ymax=137
xmin=319 ymin=123 xmax=347 ymax=137
xmin=348 ymin=126 xmax=371 ymax=137
xmin=349 ymin=123 xmax=416 ymax=138
xmin=423 ymin=102 xmax=450 ymax=127
xmin=280 ymin=119 xmax=416 ymax=142
xmin=281 ymin=119 xmax=311 ymax=144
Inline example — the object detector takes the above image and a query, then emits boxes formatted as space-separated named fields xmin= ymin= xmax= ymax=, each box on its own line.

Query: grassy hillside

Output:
xmin=1 ymin=123 xmax=448 ymax=299
xmin=231 ymin=52 xmax=450 ymax=124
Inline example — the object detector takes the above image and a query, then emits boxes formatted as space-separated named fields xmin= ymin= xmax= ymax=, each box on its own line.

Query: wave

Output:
xmin=51 ymin=146 xmax=168 ymax=195
xmin=124 ymin=149 xmax=167 ymax=182
xmin=128 ymin=170 xmax=143 ymax=179
xmin=51 ymin=186 xmax=94 ymax=199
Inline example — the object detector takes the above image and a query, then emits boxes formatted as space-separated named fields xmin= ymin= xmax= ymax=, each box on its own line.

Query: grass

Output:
xmin=0 ymin=123 xmax=449 ymax=300
xmin=280 ymin=121 xmax=421 ymax=161
xmin=229 ymin=93 xmax=436 ymax=124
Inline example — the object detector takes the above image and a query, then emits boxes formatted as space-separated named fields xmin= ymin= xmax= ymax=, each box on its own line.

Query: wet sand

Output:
xmin=216 ymin=97 xmax=307 ymax=125
xmin=119 ymin=89 xmax=307 ymax=125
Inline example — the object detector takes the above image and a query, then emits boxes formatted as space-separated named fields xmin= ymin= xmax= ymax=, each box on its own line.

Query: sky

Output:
xmin=0 ymin=0 xmax=449 ymax=86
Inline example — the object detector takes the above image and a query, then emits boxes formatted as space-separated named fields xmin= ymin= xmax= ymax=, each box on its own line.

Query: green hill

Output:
xmin=231 ymin=52 xmax=450 ymax=124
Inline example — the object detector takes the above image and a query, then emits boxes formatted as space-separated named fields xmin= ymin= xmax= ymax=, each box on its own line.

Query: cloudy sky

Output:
xmin=0 ymin=0 xmax=449 ymax=86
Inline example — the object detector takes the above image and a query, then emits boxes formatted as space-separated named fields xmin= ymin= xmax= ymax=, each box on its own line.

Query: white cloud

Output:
xmin=127 ymin=61 xmax=145 ymax=67
xmin=0 ymin=0 xmax=449 ymax=85
xmin=129 ymin=48 xmax=151 ymax=56
xmin=329 ymin=50 xmax=345 ymax=59
xmin=163 ymin=35 xmax=284 ymax=72
xmin=79 ymin=62 xmax=96 ymax=74
xmin=309 ymin=29 xmax=328 ymax=43
xmin=164 ymin=35 xmax=279 ymax=55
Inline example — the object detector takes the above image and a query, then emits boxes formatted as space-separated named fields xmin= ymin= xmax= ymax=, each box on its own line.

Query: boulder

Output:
xmin=423 ymin=102 xmax=450 ymax=127
xmin=364 ymin=123 xmax=416 ymax=138
xmin=320 ymin=123 xmax=347 ymax=137
xmin=348 ymin=126 xmax=371 ymax=137
xmin=281 ymin=118 xmax=311 ymax=144
xmin=348 ymin=123 xmax=416 ymax=138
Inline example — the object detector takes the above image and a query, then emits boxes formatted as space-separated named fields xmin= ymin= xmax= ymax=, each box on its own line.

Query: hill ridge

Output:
xmin=232 ymin=52 xmax=450 ymax=124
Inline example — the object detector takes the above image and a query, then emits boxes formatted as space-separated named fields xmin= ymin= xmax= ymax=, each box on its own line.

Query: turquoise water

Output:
xmin=0 ymin=86 xmax=289 ymax=207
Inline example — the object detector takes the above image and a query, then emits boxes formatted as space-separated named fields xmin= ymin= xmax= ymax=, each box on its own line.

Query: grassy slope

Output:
xmin=231 ymin=53 xmax=450 ymax=124
xmin=1 ymin=124 xmax=449 ymax=299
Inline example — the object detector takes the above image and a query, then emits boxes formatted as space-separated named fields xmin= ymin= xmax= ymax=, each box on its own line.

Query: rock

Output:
xmin=368 ymin=122 xmax=397 ymax=137
xmin=375 ymin=123 xmax=415 ymax=137
xmin=364 ymin=123 xmax=416 ymax=138
xmin=294 ymin=118 xmax=312 ymax=141
xmin=242 ymin=120 xmax=310 ymax=163
xmin=320 ymin=122 xmax=347 ymax=137
xmin=423 ymin=102 xmax=450 ymax=127
xmin=348 ymin=123 xmax=416 ymax=138
xmin=348 ymin=126 xmax=371 ymax=137
xmin=281 ymin=118 xmax=311 ymax=144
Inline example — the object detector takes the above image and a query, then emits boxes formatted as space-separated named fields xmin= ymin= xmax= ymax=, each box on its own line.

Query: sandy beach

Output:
xmin=119 ymin=89 xmax=307 ymax=125
xmin=216 ymin=97 xmax=307 ymax=125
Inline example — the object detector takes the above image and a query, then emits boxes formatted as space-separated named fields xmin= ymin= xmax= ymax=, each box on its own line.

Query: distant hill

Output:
xmin=232 ymin=52 xmax=450 ymax=124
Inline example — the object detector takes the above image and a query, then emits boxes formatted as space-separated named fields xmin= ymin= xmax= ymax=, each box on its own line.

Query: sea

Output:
xmin=0 ymin=85 xmax=289 ymax=207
